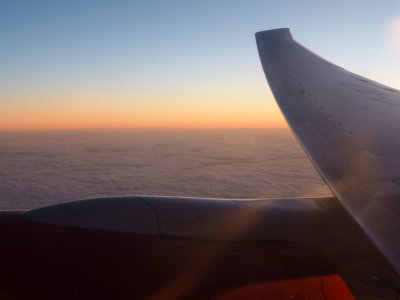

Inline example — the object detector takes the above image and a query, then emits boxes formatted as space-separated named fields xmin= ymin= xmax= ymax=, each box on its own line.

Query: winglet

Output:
xmin=255 ymin=28 xmax=293 ymax=41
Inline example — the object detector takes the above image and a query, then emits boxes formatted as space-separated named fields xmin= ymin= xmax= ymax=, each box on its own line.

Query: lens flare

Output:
xmin=387 ymin=14 xmax=400 ymax=53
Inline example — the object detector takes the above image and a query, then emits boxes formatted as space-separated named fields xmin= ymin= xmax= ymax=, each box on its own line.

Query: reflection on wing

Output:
xmin=3 ymin=196 xmax=358 ymax=299
xmin=256 ymin=28 xmax=400 ymax=277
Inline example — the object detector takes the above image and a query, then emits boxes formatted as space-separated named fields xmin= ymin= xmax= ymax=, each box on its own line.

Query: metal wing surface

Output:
xmin=256 ymin=28 xmax=400 ymax=276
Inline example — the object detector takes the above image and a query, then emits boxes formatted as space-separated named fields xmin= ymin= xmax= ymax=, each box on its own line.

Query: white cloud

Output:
xmin=0 ymin=129 xmax=331 ymax=210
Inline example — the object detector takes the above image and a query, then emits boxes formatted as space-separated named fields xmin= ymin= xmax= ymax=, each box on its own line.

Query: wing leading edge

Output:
xmin=256 ymin=28 xmax=400 ymax=277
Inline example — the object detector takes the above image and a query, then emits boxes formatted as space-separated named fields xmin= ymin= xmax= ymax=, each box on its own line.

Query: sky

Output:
xmin=1 ymin=0 xmax=400 ymax=130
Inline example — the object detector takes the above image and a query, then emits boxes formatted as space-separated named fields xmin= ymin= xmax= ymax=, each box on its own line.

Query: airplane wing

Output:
xmin=9 ymin=196 xmax=398 ymax=299
xmin=256 ymin=28 xmax=400 ymax=279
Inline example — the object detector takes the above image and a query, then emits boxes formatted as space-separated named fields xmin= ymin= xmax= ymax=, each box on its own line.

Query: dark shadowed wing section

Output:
xmin=256 ymin=28 xmax=400 ymax=277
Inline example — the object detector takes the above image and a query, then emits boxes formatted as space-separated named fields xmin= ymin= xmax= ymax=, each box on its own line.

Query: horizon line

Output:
xmin=0 ymin=126 xmax=289 ymax=132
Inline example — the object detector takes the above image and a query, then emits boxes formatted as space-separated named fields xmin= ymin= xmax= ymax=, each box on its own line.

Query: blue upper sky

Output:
xmin=1 ymin=0 xmax=400 ymax=129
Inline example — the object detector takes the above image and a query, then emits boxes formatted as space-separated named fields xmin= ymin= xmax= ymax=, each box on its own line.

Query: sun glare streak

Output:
xmin=146 ymin=205 xmax=263 ymax=300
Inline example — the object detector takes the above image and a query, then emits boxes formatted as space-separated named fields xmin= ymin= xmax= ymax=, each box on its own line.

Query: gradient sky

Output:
xmin=1 ymin=0 xmax=400 ymax=130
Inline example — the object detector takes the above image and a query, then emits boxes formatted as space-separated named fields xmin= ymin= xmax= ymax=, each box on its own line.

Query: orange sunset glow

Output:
xmin=0 ymin=106 xmax=286 ymax=131
xmin=0 ymin=89 xmax=287 ymax=130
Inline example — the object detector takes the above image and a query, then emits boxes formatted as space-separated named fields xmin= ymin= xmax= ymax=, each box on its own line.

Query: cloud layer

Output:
xmin=0 ymin=129 xmax=330 ymax=209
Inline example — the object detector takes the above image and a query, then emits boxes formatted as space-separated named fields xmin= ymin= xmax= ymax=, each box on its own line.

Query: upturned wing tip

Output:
xmin=255 ymin=28 xmax=293 ymax=40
